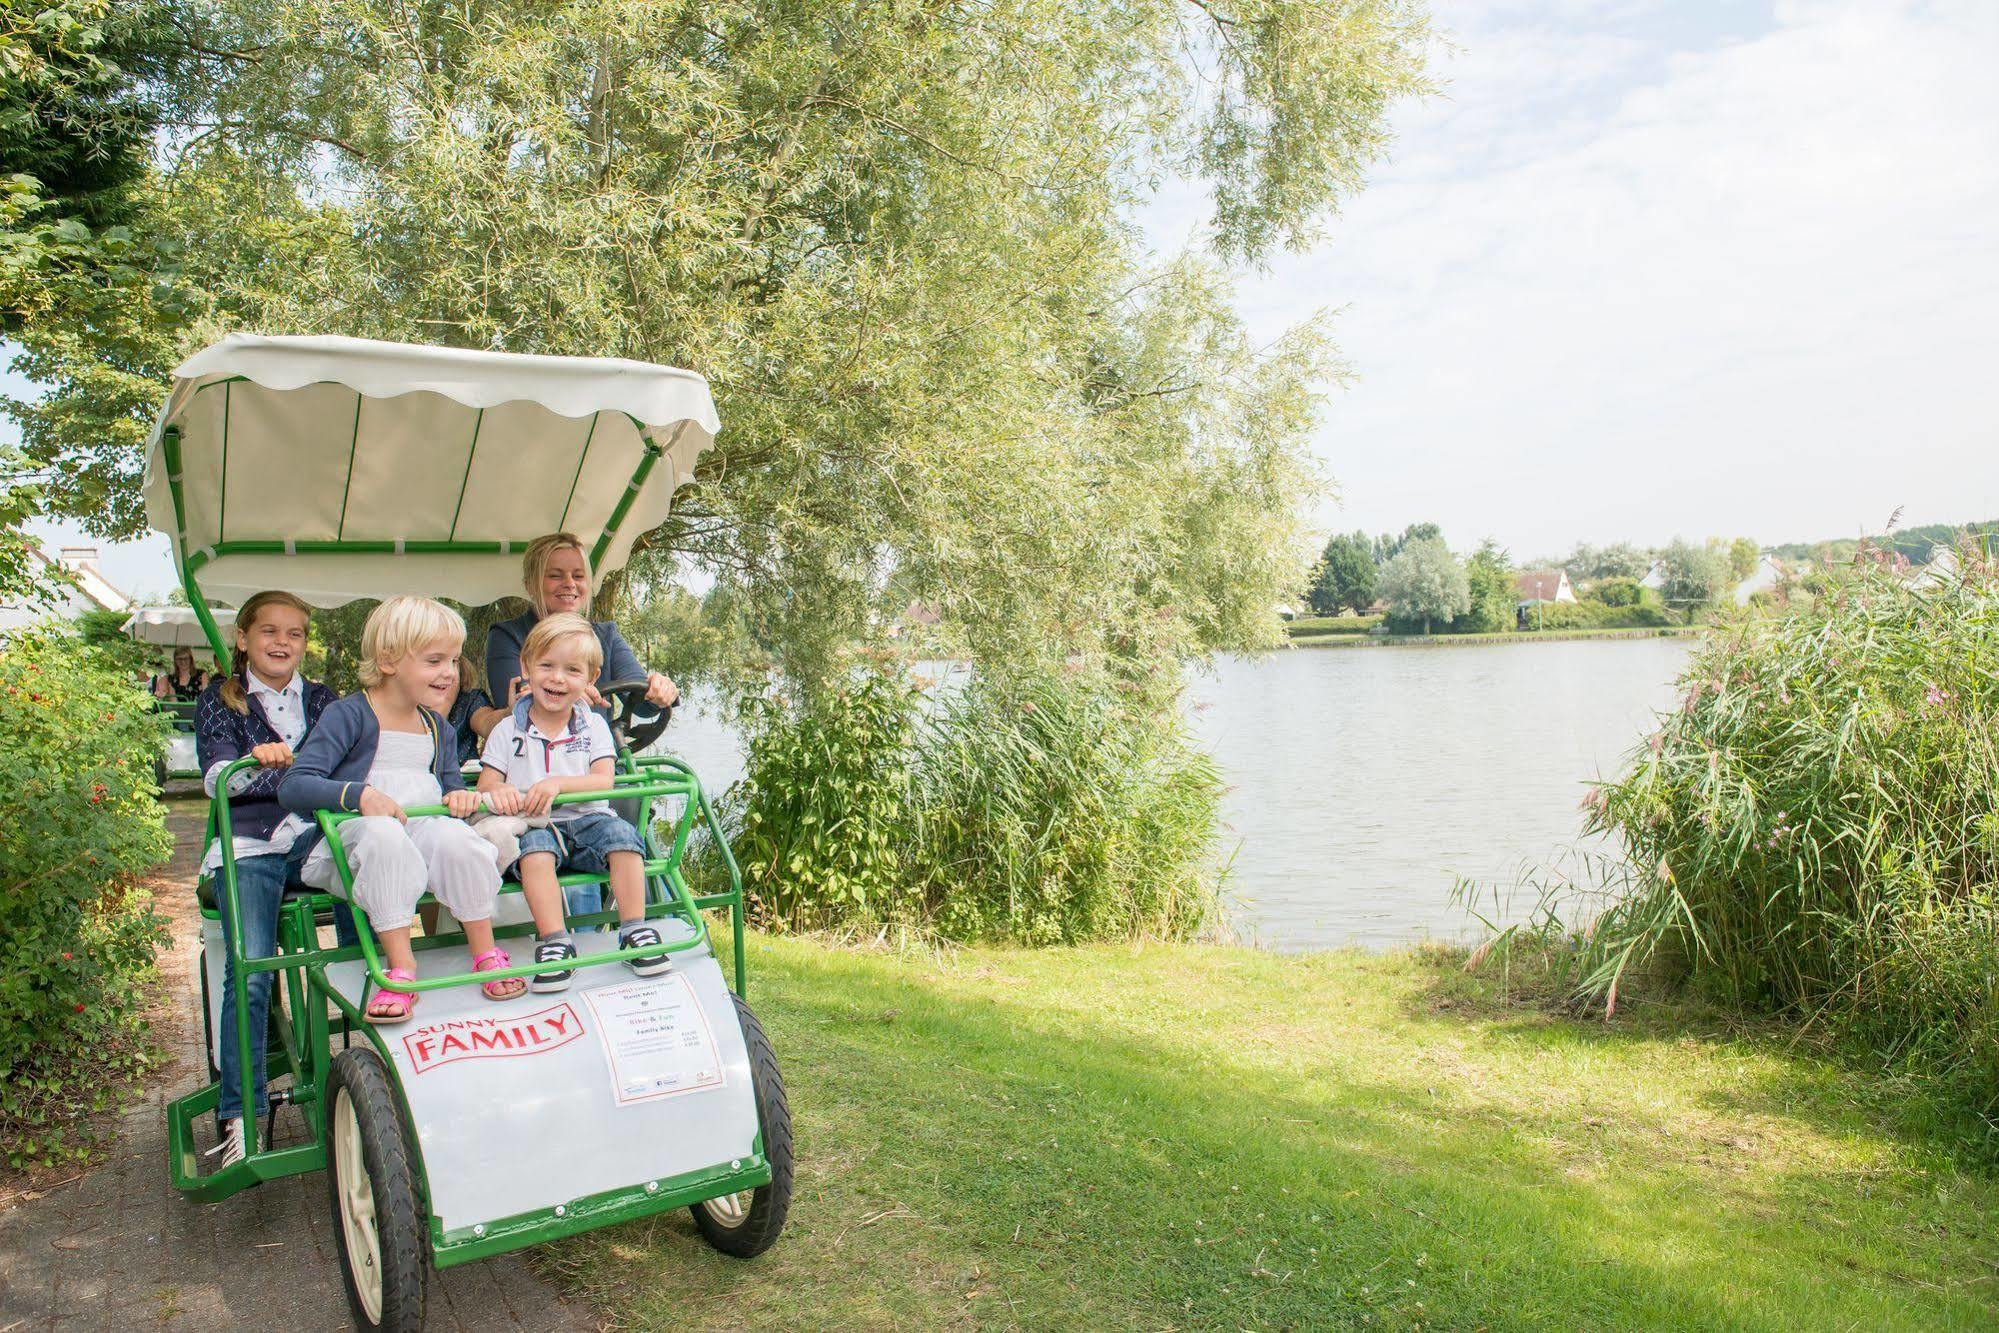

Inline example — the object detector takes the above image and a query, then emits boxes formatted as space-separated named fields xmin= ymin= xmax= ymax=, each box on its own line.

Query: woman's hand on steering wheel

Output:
xmin=643 ymin=672 xmax=679 ymax=708
xmin=599 ymin=678 xmax=677 ymax=753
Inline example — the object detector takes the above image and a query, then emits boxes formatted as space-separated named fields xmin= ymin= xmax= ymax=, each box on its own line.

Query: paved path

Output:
xmin=0 ymin=802 xmax=600 ymax=1332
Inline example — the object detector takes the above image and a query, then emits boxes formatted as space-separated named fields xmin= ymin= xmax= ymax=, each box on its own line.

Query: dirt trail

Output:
xmin=0 ymin=801 xmax=599 ymax=1331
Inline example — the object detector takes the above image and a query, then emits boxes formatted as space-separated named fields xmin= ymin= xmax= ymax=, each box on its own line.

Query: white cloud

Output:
xmin=1168 ymin=0 xmax=1999 ymax=556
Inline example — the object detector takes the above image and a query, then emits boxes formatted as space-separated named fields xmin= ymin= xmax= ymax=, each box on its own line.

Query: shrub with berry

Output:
xmin=0 ymin=630 xmax=172 ymax=1170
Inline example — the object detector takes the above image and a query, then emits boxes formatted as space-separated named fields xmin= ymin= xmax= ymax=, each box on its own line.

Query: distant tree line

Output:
xmin=1766 ymin=520 xmax=1998 ymax=567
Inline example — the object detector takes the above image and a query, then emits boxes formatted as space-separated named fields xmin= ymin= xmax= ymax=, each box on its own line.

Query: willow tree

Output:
xmin=15 ymin=0 xmax=1428 ymax=688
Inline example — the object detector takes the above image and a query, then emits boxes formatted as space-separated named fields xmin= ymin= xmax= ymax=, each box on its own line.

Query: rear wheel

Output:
xmin=691 ymin=994 xmax=792 ymax=1258
xmin=326 ymin=1049 xmax=427 ymax=1332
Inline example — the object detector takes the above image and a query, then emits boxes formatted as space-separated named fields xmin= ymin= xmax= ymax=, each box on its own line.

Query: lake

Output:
xmin=656 ymin=636 xmax=1695 ymax=952
xmin=1185 ymin=638 xmax=1694 ymax=950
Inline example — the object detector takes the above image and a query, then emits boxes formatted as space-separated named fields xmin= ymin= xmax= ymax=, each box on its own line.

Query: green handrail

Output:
xmin=314 ymin=772 xmax=719 ymax=997
xmin=207 ymin=755 xmax=272 ymax=1160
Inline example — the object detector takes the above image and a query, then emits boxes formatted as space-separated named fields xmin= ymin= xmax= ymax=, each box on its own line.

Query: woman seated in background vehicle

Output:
xmin=484 ymin=533 xmax=680 ymax=719
xmin=153 ymin=646 xmax=211 ymax=703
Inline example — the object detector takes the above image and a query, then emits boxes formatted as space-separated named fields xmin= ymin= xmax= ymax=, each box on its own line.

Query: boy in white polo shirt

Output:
xmin=477 ymin=613 xmax=669 ymax=990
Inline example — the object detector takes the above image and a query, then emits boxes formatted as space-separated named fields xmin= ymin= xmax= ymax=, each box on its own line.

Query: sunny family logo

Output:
xmin=402 ymin=1003 xmax=586 ymax=1074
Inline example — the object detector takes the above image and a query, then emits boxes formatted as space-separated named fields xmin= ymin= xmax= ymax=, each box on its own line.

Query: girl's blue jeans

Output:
xmin=215 ymin=844 xmax=357 ymax=1122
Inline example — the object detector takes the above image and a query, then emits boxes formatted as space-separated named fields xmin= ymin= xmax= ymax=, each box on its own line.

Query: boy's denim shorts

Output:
xmin=517 ymin=810 xmax=647 ymax=875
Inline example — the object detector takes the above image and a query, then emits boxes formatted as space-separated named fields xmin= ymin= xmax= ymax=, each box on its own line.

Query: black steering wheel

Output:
xmin=600 ymin=678 xmax=676 ymax=753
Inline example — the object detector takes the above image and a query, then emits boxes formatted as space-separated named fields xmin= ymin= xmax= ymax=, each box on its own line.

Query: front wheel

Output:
xmin=691 ymin=994 xmax=792 ymax=1258
xmin=325 ymin=1049 xmax=428 ymax=1331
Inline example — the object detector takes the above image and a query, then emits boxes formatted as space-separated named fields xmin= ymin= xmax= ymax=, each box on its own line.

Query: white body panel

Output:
xmin=321 ymin=922 xmax=759 ymax=1233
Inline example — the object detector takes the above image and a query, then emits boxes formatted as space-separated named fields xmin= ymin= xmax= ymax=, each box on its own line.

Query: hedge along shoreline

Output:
xmin=0 ymin=631 xmax=173 ymax=1171
xmin=722 ymin=665 xmax=1225 ymax=945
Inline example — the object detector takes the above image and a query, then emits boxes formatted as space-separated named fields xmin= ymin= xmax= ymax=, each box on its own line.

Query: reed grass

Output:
xmin=1503 ymin=544 xmax=1999 ymax=1126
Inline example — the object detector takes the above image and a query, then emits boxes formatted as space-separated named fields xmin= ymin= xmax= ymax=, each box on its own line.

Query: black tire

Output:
xmin=325 ymin=1049 xmax=428 ymax=1332
xmin=197 ymin=945 xmax=219 ymax=1085
xmin=691 ymin=994 xmax=793 ymax=1258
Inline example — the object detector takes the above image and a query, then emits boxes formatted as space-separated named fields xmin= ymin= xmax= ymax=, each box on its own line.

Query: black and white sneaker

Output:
xmin=619 ymin=924 xmax=672 ymax=977
xmin=531 ymin=938 xmax=578 ymax=992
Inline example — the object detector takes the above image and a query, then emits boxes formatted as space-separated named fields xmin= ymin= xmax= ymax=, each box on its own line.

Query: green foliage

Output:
xmin=0 ymin=0 xmax=182 ymax=332
xmin=1286 ymin=613 xmax=1380 ymax=638
xmin=1372 ymin=521 xmax=1441 ymax=567
xmin=1307 ymin=530 xmax=1375 ymax=616
xmin=727 ymin=665 xmax=1221 ymax=944
xmin=913 ymin=672 xmax=1222 ymax=944
xmin=1564 ymin=541 xmax=1653 ymax=582
xmin=0 ymin=630 xmax=172 ymax=1169
xmin=1726 ymin=537 xmax=1760 ymax=582
xmin=16 ymin=0 xmax=1430 ymax=692
xmin=1378 ymin=535 xmax=1467 ymax=633
xmin=731 ymin=667 xmax=921 ymax=932
xmin=1768 ymin=519 xmax=1999 ymax=566
xmin=1451 ymin=539 xmax=1513 ymax=633
xmin=1587 ymin=576 xmax=1645 ymax=607
xmin=1526 ymin=599 xmax=1669 ymax=631
xmin=1656 ymin=537 xmax=1732 ymax=610
xmin=1578 ymin=547 xmax=1999 ymax=1117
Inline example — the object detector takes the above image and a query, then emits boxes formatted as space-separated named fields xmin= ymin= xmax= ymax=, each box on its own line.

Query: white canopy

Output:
xmin=122 ymin=605 xmax=233 ymax=650
xmin=141 ymin=334 xmax=718 ymax=608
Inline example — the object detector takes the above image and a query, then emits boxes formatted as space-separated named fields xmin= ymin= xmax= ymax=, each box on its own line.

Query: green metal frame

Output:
xmin=159 ymin=391 xmax=752 ymax=1262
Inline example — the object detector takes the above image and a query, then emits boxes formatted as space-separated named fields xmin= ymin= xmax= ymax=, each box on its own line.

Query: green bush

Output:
xmin=0 ymin=632 xmax=172 ymax=1169
xmin=1526 ymin=600 xmax=1670 ymax=631
xmin=726 ymin=665 xmax=1223 ymax=944
xmin=1286 ymin=614 xmax=1381 ymax=638
xmin=1587 ymin=577 xmax=1645 ymax=607
xmin=1578 ymin=549 xmax=1999 ymax=1116
xmin=913 ymin=673 xmax=1223 ymax=944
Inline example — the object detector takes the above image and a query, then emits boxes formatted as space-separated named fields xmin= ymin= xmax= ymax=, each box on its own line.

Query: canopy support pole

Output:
xmin=590 ymin=420 xmax=682 ymax=569
xmin=162 ymin=424 xmax=231 ymax=663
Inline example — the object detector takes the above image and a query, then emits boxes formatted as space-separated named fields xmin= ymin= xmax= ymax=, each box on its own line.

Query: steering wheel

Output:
xmin=600 ymin=678 xmax=675 ymax=753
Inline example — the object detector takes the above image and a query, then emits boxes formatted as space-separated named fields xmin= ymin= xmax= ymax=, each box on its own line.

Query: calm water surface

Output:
xmin=655 ymin=638 xmax=1694 ymax=952
xmin=1185 ymin=639 xmax=1693 ymax=950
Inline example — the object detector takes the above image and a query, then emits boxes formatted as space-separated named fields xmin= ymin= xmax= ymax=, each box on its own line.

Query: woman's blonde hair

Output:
xmin=220 ymin=590 xmax=314 ymax=715
xmin=359 ymin=596 xmax=467 ymax=689
xmin=521 ymin=532 xmax=593 ymax=617
xmin=520 ymin=612 xmax=604 ymax=676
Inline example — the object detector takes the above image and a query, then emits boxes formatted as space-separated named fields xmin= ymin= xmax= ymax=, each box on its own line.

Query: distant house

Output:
xmin=1732 ymin=554 xmax=1788 ymax=606
xmin=1513 ymin=569 xmax=1576 ymax=607
xmin=888 ymin=598 xmax=943 ymax=639
xmin=1906 ymin=546 xmax=1961 ymax=590
xmin=0 ymin=543 xmax=131 ymax=637
xmin=1638 ymin=560 xmax=1667 ymax=591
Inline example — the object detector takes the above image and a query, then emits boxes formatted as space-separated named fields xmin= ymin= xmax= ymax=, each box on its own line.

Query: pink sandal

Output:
xmin=365 ymin=967 xmax=418 ymax=1025
xmin=473 ymin=948 xmax=526 ymax=1001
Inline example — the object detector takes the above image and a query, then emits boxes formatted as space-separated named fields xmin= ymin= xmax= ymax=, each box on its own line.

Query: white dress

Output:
xmin=301 ymin=728 xmax=500 ymax=932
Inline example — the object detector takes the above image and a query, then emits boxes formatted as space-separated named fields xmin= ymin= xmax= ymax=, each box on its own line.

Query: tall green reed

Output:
xmin=1559 ymin=543 xmax=1999 ymax=1114
xmin=719 ymin=663 xmax=1224 ymax=944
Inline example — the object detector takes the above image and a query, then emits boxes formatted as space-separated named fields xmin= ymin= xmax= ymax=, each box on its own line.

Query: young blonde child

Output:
xmin=477 ymin=613 xmax=668 ymax=990
xmin=281 ymin=596 xmax=526 ymax=1022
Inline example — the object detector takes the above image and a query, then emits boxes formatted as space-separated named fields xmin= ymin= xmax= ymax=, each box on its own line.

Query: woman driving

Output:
xmin=484 ymin=532 xmax=680 ymax=719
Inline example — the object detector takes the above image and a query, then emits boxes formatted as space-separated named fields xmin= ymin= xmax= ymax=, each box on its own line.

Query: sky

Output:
xmin=18 ymin=0 xmax=1999 ymax=596
xmin=1141 ymin=0 xmax=1999 ymax=563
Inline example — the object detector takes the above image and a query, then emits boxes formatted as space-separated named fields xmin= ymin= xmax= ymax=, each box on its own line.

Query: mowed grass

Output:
xmin=539 ymin=937 xmax=1999 ymax=1330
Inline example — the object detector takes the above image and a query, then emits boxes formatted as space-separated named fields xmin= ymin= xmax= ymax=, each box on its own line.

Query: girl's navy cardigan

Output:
xmin=194 ymin=674 xmax=339 ymax=844
xmin=278 ymin=694 xmax=467 ymax=840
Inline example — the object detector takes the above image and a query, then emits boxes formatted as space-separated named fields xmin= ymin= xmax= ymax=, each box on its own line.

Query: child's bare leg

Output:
xmin=377 ymin=925 xmax=417 ymax=975
xmin=517 ymin=853 xmax=567 ymax=935
xmin=607 ymin=850 xmax=646 ymax=928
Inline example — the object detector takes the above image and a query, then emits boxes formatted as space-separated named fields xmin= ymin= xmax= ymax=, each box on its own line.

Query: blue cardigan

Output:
xmin=484 ymin=609 xmax=646 ymax=718
xmin=194 ymin=674 xmax=338 ymax=843
xmin=279 ymin=694 xmax=466 ymax=840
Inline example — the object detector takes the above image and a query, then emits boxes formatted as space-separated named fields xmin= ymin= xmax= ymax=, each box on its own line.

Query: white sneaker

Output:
xmin=206 ymin=1118 xmax=245 ymax=1168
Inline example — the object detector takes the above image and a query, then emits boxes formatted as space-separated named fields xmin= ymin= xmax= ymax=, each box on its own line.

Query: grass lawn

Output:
xmin=541 ymin=937 xmax=1999 ymax=1330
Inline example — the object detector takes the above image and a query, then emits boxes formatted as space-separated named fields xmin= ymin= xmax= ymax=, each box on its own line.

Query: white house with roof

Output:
xmin=1732 ymin=554 xmax=1788 ymax=605
xmin=1514 ymin=568 xmax=1576 ymax=607
xmin=0 ymin=542 xmax=131 ymax=636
